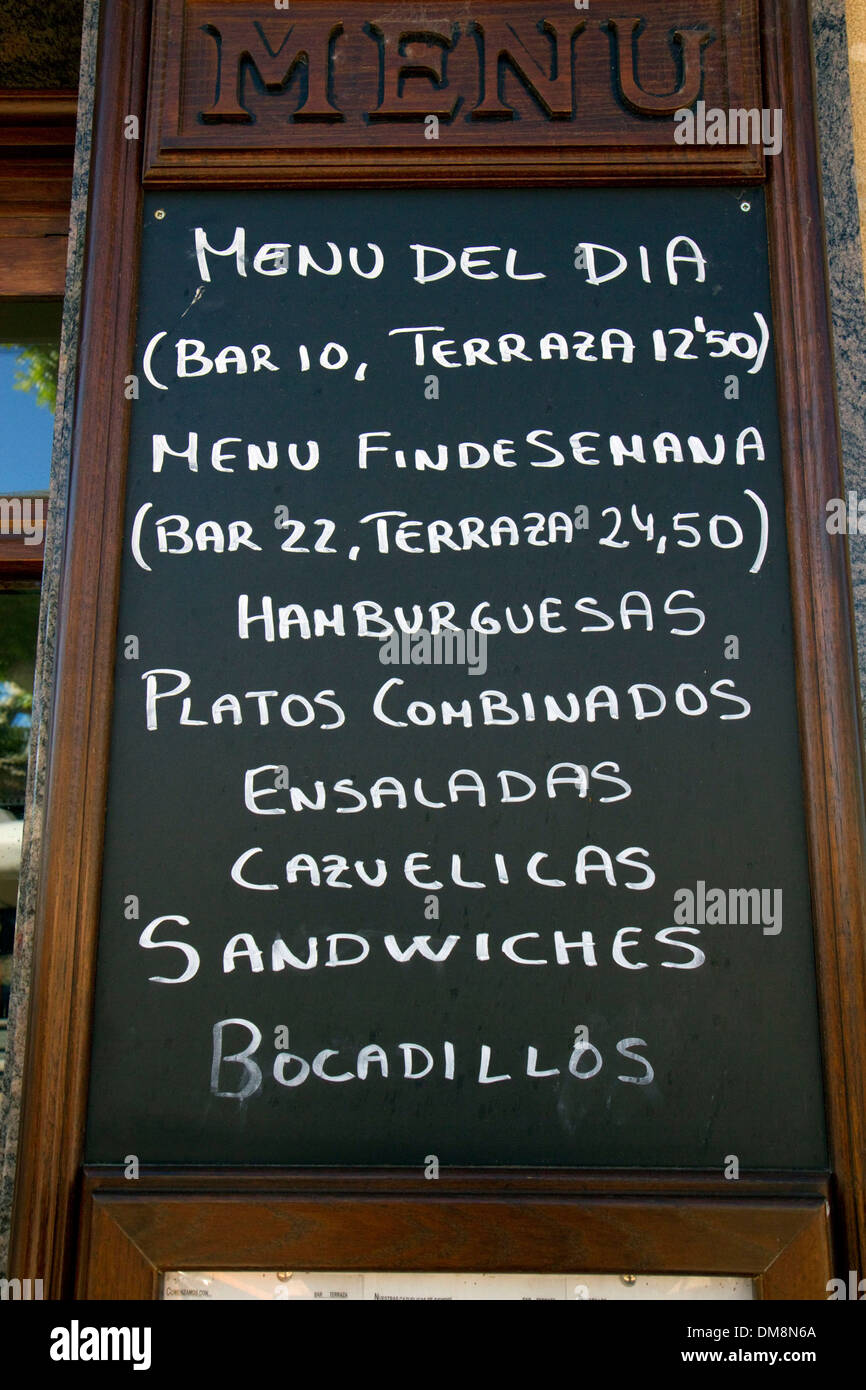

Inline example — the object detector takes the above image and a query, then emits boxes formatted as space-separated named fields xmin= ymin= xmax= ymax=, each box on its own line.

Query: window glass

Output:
xmin=162 ymin=1271 xmax=755 ymax=1301
xmin=0 ymin=590 xmax=39 ymax=1036
xmin=0 ymin=301 xmax=61 ymax=493
xmin=0 ymin=298 xmax=59 ymax=1068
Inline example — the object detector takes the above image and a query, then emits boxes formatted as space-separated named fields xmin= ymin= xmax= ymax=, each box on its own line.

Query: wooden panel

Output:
xmin=144 ymin=0 xmax=764 ymax=184
xmin=0 ymin=234 xmax=67 ymax=296
xmin=0 ymin=216 xmax=69 ymax=237
xmin=0 ymin=92 xmax=77 ymax=292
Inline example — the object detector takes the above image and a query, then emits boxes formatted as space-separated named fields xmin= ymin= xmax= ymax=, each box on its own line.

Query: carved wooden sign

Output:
xmin=145 ymin=0 xmax=763 ymax=183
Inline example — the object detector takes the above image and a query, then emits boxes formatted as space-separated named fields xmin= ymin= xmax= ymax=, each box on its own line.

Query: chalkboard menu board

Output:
xmin=85 ymin=188 xmax=826 ymax=1168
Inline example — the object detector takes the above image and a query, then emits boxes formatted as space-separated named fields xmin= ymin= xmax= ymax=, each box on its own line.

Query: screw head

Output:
xmin=154 ymin=209 xmax=165 ymax=220
xmin=621 ymin=1274 xmax=637 ymax=1286
xmin=740 ymin=201 xmax=751 ymax=213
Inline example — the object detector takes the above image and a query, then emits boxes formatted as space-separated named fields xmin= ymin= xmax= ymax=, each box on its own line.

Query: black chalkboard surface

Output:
xmin=85 ymin=188 xmax=826 ymax=1168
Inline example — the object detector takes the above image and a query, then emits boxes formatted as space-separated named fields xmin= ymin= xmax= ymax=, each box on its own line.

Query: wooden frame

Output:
xmin=76 ymin=1171 xmax=832 ymax=1300
xmin=9 ymin=0 xmax=866 ymax=1298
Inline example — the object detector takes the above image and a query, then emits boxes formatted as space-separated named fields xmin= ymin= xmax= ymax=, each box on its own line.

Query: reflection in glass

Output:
xmin=162 ymin=1270 xmax=755 ymax=1301
xmin=0 ymin=591 xmax=40 ymax=1057
xmin=0 ymin=300 xmax=59 ymax=1069
xmin=0 ymin=591 xmax=39 ymax=806
xmin=0 ymin=300 xmax=61 ymax=493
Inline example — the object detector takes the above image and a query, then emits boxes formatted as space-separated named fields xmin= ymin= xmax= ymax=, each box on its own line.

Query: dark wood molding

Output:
xmin=762 ymin=0 xmax=866 ymax=1278
xmin=0 ymin=234 xmax=68 ymax=297
xmin=77 ymin=1166 xmax=833 ymax=1197
xmin=76 ymin=1171 xmax=832 ymax=1299
xmin=0 ymin=89 xmax=79 ymax=294
xmin=144 ymin=0 xmax=764 ymax=186
xmin=0 ymin=90 xmax=78 ymax=148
